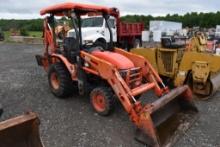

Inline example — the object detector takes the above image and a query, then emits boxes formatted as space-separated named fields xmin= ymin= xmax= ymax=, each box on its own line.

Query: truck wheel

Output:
xmin=90 ymin=87 xmax=115 ymax=116
xmin=133 ymin=39 xmax=141 ymax=48
xmin=48 ymin=62 xmax=74 ymax=98
xmin=94 ymin=41 xmax=107 ymax=50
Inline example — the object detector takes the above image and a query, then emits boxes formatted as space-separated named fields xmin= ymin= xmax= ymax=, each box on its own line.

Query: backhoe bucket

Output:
xmin=0 ymin=112 xmax=43 ymax=147
xmin=135 ymin=85 xmax=198 ymax=147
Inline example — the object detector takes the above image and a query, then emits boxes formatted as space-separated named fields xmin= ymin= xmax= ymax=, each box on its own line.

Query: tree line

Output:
xmin=0 ymin=12 xmax=220 ymax=31
xmin=121 ymin=12 xmax=220 ymax=28
xmin=0 ymin=19 xmax=43 ymax=31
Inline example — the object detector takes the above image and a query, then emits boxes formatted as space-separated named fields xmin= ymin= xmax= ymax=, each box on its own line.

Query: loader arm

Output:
xmin=81 ymin=50 xmax=197 ymax=146
xmin=81 ymin=50 xmax=160 ymax=146
xmin=115 ymin=48 xmax=169 ymax=96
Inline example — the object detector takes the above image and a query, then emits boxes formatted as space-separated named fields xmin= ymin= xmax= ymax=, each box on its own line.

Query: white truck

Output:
xmin=68 ymin=16 xmax=117 ymax=49
xmin=68 ymin=12 xmax=144 ymax=50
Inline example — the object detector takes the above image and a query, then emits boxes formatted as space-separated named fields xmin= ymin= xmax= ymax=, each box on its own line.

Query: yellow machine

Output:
xmin=131 ymin=34 xmax=220 ymax=99
xmin=188 ymin=32 xmax=208 ymax=52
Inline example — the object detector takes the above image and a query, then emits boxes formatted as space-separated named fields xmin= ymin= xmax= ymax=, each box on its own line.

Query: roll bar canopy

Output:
xmin=40 ymin=2 xmax=118 ymax=16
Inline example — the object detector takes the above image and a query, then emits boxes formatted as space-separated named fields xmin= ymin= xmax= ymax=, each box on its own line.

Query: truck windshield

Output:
xmin=82 ymin=17 xmax=104 ymax=28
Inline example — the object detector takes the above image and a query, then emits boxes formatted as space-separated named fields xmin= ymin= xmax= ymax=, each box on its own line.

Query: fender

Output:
xmin=84 ymin=34 xmax=107 ymax=44
xmin=51 ymin=54 xmax=77 ymax=80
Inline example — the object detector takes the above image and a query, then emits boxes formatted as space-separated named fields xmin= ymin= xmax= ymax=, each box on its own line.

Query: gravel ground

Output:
xmin=0 ymin=43 xmax=219 ymax=147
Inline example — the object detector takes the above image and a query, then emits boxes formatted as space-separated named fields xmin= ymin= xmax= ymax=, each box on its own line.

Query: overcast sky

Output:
xmin=0 ymin=0 xmax=219 ymax=19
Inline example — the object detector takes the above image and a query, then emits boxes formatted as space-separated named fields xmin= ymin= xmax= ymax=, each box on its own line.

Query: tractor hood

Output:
xmin=92 ymin=51 xmax=135 ymax=69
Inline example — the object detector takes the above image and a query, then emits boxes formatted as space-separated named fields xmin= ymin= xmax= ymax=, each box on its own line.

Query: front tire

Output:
xmin=48 ymin=62 xmax=74 ymax=98
xmin=90 ymin=87 xmax=115 ymax=116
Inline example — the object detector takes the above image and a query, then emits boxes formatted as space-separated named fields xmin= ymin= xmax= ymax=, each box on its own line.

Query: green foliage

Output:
xmin=0 ymin=11 xmax=220 ymax=32
xmin=29 ymin=31 xmax=42 ymax=38
xmin=0 ymin=19 xmax=43 ymax=31
xmin=121 ymin=11 xmax=220 ymax=28
xmin=20 ymin=28 xmax=29 ymax=36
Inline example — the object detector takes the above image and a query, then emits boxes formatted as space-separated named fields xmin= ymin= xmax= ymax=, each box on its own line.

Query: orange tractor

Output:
xmin=36 ymin=2 xmax=198 ymax=146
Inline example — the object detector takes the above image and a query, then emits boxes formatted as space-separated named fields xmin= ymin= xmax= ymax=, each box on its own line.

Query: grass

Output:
xmin=3 ymin=31 xmax=10 ymax=42
xmin=29 ymin=31 xmax=42 ymax=38
xmin=3 ymin=31 xmax=42 ymax=42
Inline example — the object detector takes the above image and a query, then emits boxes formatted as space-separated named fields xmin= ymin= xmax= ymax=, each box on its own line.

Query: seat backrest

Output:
xmin=63 ymin=37 xmax=79 ymax=63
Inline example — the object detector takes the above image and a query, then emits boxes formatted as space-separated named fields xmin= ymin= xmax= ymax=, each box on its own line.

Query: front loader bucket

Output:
xmin=135 ymin=85 xmax=198 ymax=147
xmin=0 ymin=112 xmax=43 ymax=147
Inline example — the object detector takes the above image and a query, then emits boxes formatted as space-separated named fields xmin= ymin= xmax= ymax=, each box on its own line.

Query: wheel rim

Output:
xmin=92 ymin=93 xmax=106 ymax=112
xmin=50 ymin=72 xmax=60 ymax=90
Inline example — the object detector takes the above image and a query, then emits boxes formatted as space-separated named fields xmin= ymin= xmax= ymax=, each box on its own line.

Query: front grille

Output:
xmin=160 ymin=51 xmax=173 ymax=73
xmin=120 ymin=67 xmax=142 ymax=88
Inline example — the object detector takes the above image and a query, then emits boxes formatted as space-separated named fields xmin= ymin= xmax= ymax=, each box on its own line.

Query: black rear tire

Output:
xmin=90 ymin=87 xmax=115 ymax=116
xmin=48 ymin=62 xmax=74 ymax=98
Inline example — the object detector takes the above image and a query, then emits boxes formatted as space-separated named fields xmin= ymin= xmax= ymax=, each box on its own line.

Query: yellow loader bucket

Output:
xmin=135 ymin=85 xmax=198 ymax=147
xmin=0 ymin=112 xmax=43 ymax=147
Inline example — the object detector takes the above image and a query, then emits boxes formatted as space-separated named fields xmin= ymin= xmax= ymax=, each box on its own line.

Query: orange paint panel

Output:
xmin=91 ymin=50 xmax=135 ymax=69
xmin=40 ymin=2 xmax=111 ymax=15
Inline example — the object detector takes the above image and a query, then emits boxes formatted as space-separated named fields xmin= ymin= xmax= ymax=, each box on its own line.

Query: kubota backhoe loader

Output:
xmin=0 ymin=112 xmax=43 ymax=147
xmin=131 ymin=32 xmax=220 ymax=100
xmin=36 ymin=2 xmax=198 ymax=146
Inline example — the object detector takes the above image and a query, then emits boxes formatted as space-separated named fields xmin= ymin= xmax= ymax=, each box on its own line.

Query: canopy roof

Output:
xmin=40 ymin=2 xmax=111 ymax=16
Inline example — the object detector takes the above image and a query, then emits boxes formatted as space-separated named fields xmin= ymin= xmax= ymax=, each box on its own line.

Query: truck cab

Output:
xmin=68 ymin=15 xmax=117 ymax=49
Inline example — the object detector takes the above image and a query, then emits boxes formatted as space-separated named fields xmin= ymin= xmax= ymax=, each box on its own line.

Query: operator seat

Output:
xmin=63 ymin=37 xmax=79 ymax=63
